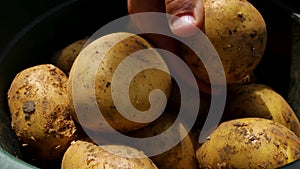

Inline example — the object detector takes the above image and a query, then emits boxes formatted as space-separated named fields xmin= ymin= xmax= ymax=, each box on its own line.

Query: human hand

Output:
xmin=127 ymin=0 xmax=204 ymax=37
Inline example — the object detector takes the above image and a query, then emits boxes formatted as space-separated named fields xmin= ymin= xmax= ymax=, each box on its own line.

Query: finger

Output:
xmin=127 ymin=0 xmax=180 ymax=54
xmin=166 ymin=0 xmax=204 ymax=37
xmin=127 ymin=0 xmax=165 ymax=14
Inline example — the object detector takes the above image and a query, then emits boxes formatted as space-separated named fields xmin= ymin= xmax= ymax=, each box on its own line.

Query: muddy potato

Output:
xmin=196 ymin=118 xmax=300 ymax=169
xmin=68 ymin=32 xmax=172 ymax=133
xmin=224 ymin=84 xmax=300 ymax=137
xmin=52 ymin=38 xmax=88 ymax=74
xmin=128 ymin=111 xmax=198 ymax=169
xmin=61 ymin=140 xmax=158 ymax=169
xmin=182 ymin=0 xmax=267 ymax=85
xmin=7 ymin=64 xmax=77 ymax=163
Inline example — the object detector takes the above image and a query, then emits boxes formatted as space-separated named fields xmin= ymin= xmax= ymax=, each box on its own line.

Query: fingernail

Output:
xmin=170 ymin=15 xmax=198 ymax=37
xmin=171 ymin=15 xmax=195 ymax=28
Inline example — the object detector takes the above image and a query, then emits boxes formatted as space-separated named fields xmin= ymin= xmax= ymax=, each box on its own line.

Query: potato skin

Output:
xmin=7 ymin=64 xmax=77 ymax=162
xmin=182 ymin=0 xmax=267 ymax=85
xmin=68 ymin=32 xmax=172 ymax=133
xmin=61 ymin=140 xmax=158 ymax=169
xmin=52 ymin=38 xmax=87 ymax=74
xmin=128 ymin=112 xmax=198 ymax=169
xmin=224 ymin=84 xmax=300 ymax=137
xmin=196 ymin=118 xmax=300 ymax=169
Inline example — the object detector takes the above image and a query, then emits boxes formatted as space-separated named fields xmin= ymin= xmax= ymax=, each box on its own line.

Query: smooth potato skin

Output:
xmin=52 ymin=38 xmax=87 ymax=74
xmin=7 ymin=64 xmax=77 ymax=162
xmin=68 ymin=32 xmax=171 ymax=132
xmin=196 ymin=118 xmax=300 ymax=169
xmin=224 ymin=84 xmax=300 ymax=137
xmin=61 ymin=140 xmax=158 ymax=169
xmin=128 ymin=112 xmax=198 ymax=169
xmin=182 ymin=0 xmax=267 ymax=84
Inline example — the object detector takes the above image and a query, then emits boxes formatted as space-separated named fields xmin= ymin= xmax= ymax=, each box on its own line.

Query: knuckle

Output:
xmin=166 ymin=0 xmax=196 ymax=16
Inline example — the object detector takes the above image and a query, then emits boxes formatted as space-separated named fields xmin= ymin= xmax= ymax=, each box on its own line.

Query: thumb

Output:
xmin=166 ymin=0 xmax=204 ymax=37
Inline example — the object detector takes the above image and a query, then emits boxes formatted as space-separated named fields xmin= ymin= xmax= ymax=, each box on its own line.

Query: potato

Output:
xmin=52 ymin=38 xmax=88 ymax=74
xmin=196 ymin=118 xmax=300 ymax=169
xmin=182 ymin=0 xmax=267 ymax=85
xmin=232 ymin=72 xmax=256 ymax=85
xmin=68 ymin=32 xmax=172 ymax=132
xmin=128 ymin=111 xmax=198 ymax=169
xmin=61 ymin=140 xmax=158 ymax=169
xmin=7 ymin=64 xmax=77 ymax=163
xmin=224 ymin=84 xmax=300 ymax=137
xmin=165 ymin=80 xmax=212 ymax=134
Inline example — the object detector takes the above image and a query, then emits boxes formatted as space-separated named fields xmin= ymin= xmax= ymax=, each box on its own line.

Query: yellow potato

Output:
xmin=68 ymin=32 xmax=172 ymax=133
xmin=128 ymin=111 xmax=198 ymax=169
xmin=61 ymin=140 xmax=158 ymax=169
xmin=7 ymin=64 xmax=78 ymax=163
xmin=182 ymin=0 xmax=267 ymax=85
xmin=165 ymin=80 xmax=212 ymax=137
xmin=52 ymin=38 xmax=88 ymax=74
xmin=224 ymin=84 xmax=300 ymax=137
xmin=196 ymin=118 xmax=300 ymax=169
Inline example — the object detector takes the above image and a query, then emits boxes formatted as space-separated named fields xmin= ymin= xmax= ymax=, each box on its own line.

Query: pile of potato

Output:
xmin=5 ymin=0 xmax=300 ymax=168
